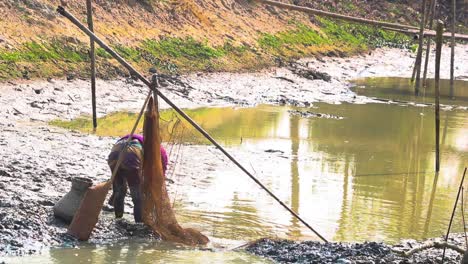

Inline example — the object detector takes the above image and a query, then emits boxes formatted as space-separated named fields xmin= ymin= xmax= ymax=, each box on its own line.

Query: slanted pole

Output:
xmin=461 ymin=187 xmax=468 ymax=248
xmin=253 ymin=0 xmax=419 ymax=30
xmin=86 ymin=0 xmax=97 ymax=129
xmin=412 ymin=0 xmax=427 ymax=95
xmin=423 ymin=0 xmax=437 ymax=87
xmin=434 ymin=20 xmax=443 ymax=172
xmin=449 ymin=0 xmax=456 ymax=99
xmin=442 ymin=168 xmax=467 ymax=262
xmin=254 ymin=0 xmax=468 ymax=40
xmin=57 ymin=6 xmax=329 ymax=243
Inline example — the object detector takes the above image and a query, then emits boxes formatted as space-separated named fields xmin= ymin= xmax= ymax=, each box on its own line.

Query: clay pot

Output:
xmin=53 ymin=177 xmax=93 ymax=223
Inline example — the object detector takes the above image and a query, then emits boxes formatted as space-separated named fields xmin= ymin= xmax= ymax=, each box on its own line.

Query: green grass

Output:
xmin=95 ymin=48 xmax=113 ymax=59
xmin=258 ymin=23 xmax=328 ymax=49
xmin=142 ymin=37 xmax=225 ymax=59
xmin=0 ymin=21 xmax=411 ymax=81
xmin=256 ymin=20 xmax=411 ymax=57
xmin=113 ymin=44 xmax=142 ymax=62
xmin=0 ymin=40 xmax=87 ymax=63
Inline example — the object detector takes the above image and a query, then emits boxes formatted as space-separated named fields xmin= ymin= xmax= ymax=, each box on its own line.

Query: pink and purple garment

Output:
xmin=108 ymin=134 xmax=168 ymax=173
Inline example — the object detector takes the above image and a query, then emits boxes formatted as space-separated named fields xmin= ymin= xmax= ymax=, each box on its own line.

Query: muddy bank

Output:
xmin=1 ymin=45 xmax=467 ymax=125
xmin=0 ymin=45 xmax=467 ymax=258
xmin=0 ymin=124 xmax=158 ymax=256
xmin=246 ymin=234 xmax=467 ymax=263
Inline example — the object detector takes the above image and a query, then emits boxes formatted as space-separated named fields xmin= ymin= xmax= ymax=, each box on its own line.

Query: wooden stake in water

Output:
xmin=449 ymin=0 xmax=456 ymax=99
xmin=86 ymin=0 xmax=97 ymax=129
xmin=423 ymin=0 xmax=436 ymax=87
xmin=412 ymin=0 xmax=427 ymax=95
xmin=434 ymin=20 xmax=443 ymax=172
xmin=461 ymin=186 xmax=468 ymax=249
xmin=442 ymin=168 xmax=467 ymax=262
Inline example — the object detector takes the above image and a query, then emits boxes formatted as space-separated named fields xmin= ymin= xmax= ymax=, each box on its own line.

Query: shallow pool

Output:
xmin=35 ymin=78 xmax=468 ymax=262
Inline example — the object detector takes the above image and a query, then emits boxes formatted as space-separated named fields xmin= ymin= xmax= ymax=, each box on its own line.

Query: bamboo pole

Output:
xmin=255 ymin=0 xmax=468 ymax=41
xmin=434 ymin=20 xmax=443 ymax=173
xmin=461 ymin=186 xmax=467 ymax=249
xmin=382 ymin=26 xmax=468 ymax=41
xmin=86 ymin=0 xmax=97 ymax=129
xmin=57 ymin=6 xmax=329 ymax=243
xmin=411 ymin=0 xmax=427 ymax=95
xmin=423 ymin=0 xmax=437 ymax=87
xmin=253 ymin=0 xmax=418 ymax=30
xmin=442 ymin=168 xmax=467 ymax=262
xmin=449 ymin=0 xmax=456 ymax=99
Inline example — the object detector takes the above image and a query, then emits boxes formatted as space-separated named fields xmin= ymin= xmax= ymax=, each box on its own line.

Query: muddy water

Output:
xmin=161 ymin=103 xmax=467 ymax=243
xmin=51 ymin=102 xmax=468 ymax=243
xmin=351 ymin=77 xmax=468 ymax=107
xmin=32 ymin=79 xmax=468 ymax=262
xmin=2 ymin=241 xmax=271 ymax=264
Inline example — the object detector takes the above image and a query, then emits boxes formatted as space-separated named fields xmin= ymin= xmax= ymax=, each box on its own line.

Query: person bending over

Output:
xmin=107 ymin=134 xmax=167 ymax=222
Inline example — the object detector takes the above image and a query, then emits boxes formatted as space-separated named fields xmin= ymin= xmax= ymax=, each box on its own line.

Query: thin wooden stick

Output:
xmin=461 ymin=186 xmax=468 ymax=249
xmin=394 ymin=241 xmax=466 ymax=257
xmin=254 ymin=0 xmax=418 ymax=30
xmin=108 ymin=90 xmax=152 ymax=184
xmin=442 ymin=168 xmax=467 ymax=262
xmin=434 ymin=21 xmax=443 ymax=172
xmin=449 ymin=0 xmax=456 ymax=99
xmin=423 ymin=0 xmax=436 ymax=87
xmin=382 ymin=26 xmax=468 ymax=41
xmin=254 ymin=0 xmax=468 ymax=41
xmin=86 ymin=0 xmax=97 ymax=129
xmin=412 ymin=0 xmax=427 ymax=93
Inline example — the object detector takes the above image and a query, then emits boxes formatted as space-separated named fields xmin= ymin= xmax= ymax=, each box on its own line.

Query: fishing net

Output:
xmin=142 ymin=95 xmax=209 ymax=245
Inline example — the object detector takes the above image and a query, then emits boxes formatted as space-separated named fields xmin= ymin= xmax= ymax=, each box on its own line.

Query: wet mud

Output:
xmin=0 ymin=45 xmax=467 ymax=260
xmin=246 ymin=235 xmax=467 ymax=263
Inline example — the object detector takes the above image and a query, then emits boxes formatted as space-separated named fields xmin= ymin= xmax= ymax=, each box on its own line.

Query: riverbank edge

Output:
xmin=241 ymin=233 xmax=467 ymax=263
xmin=0 ymin=45 xmax=467 ymax=260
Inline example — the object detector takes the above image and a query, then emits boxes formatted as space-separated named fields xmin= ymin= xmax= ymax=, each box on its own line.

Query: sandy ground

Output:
xmin=0 ymin=45 xmax=467 ymax=259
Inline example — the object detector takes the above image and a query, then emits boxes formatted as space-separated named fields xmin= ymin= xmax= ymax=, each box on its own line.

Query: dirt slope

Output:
xmin=0 ymin=0 xmax=465 ymax=80
xmin=1 ymin=0 xmax=312 ymax=48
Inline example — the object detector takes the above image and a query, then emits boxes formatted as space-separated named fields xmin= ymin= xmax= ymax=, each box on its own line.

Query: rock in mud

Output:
xmin=291 ymin=68 xmax=332 ymax=82
xmin=288 ymin=63 xmax=332 ymax=82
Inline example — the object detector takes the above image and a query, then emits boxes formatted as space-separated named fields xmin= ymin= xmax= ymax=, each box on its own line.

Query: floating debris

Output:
xmin=288 ymin=110 xmax=344 ymax=119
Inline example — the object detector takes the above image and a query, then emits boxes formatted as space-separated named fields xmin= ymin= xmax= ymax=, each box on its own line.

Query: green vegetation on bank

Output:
xmin=0 ymin=20 xmax=411 ymax=81
xmin=258 ymin=19 xmax=411 ymax=57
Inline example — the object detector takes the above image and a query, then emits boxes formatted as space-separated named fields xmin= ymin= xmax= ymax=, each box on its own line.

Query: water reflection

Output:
xmin=167 ymin=103 xmax=467 ymax=243
xmin=2 ymin=241 xmax=270 ymax=264
xmin=351 ymin=77 xmax=468 ymax=107
xmin=51 ymin=98 xmax=468 ymax=244
xmin=288 ymin=115 xmax=301 ymax=238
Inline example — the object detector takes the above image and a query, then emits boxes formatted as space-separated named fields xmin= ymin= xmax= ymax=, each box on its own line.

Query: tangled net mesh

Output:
xmin=142 ymin=95 xmax=209 ymax=245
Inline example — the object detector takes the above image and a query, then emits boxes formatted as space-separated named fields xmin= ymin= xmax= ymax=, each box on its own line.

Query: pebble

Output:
xmin=33 ymin=88 xmax=43 ymax=95
xmin=336 ymin=259 xmax=352 ymax=264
